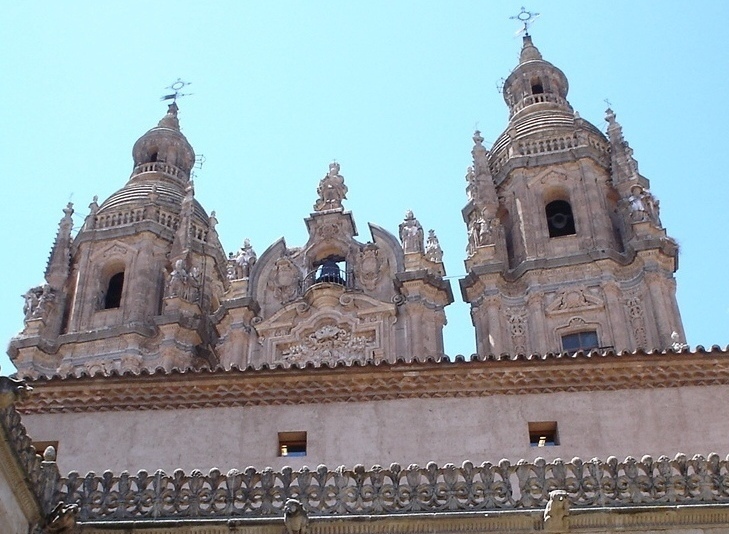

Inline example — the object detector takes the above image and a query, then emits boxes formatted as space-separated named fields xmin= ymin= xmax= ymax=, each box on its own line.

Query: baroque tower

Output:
xmin=460 ymin=35 xmax=684 ymax=355
xmin=10 ymin=103 xmax=229 ymax=377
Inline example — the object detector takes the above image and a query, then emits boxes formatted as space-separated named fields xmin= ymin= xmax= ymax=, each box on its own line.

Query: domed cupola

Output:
xmin=131 ymin=102 xmax=195 ymax=186
xmin=94 ymin=103 xmax=208 ymax=228
xmin=502 ymin=35 xmax=572 ymax=121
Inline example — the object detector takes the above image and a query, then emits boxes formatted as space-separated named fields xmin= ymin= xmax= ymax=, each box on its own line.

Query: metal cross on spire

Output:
xmin=510 ymin=7 xmax=540 ymax=36
xmin=161 ymin=78 xmax=193 ymax=102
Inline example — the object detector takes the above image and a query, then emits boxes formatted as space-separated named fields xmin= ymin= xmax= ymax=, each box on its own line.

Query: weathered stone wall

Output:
xmin=21 ymin=385 xmax=728 ymax=475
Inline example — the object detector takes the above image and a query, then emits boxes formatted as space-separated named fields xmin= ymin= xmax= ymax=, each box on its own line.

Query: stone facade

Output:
xmin=461 ymin=36 xmax=683 ymax=356
xmin=3 ymin=32 xmax=724 ymax=534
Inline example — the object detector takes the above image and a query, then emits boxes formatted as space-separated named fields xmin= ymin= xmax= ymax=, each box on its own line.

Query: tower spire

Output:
xmin=44 ymin=202 xmax=74 ymax=289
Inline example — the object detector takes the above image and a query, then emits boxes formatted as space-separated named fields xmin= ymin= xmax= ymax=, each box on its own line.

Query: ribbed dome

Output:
xmin=97 ymin=181 xmax=208 ymax=224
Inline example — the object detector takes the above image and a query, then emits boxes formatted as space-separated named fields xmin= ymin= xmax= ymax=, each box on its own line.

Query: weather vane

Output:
xmin=161 ymin=78 xmax=193 ymax=102
xmin=604 ymin=98 xmax=613 ymax=109
xmin=510 ymin=7 xmax=540 ymax=36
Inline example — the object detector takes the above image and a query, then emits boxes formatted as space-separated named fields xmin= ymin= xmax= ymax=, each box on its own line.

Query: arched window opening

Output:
xmin=531 ymin=77 xmax=544 ymax=94
xmin=316 ymin=257 xmax=346 ymax=286
xmin=104 ymin=272 xmax=124 ymax=309
xmin=545 ymin=200 xmax=576 ymax=237
xmin=149 ymin=152 xmax=158 ymax=162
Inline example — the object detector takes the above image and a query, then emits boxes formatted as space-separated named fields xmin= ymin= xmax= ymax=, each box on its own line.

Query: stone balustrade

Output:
xmin=511 ymin=93 xmax=570 ymax=115
xmin=131 ymin=161 xmax=187 ymax=180
xmin=57 ymin=454 xmax=729 ymax=522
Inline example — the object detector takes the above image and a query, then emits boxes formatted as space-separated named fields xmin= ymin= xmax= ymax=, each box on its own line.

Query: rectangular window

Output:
xmin=278 ymin=431 xmax=307 ymax=457
xmin=561 ymin=331 xmax=599 ymax=352
xmin=529 ymin=422 xmax=559 ymax=447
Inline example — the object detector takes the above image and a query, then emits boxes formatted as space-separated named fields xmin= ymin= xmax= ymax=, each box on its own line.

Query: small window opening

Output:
xmin=278 ymin=431 xmax=307 ymax=457
xmin=531 ymin=78 xmax=544 ymax=94
xmin=104 ymin=272 xmax=124 ymax=309
xmin=561 ymin=331 xmax=599 ymax=352
xmin=315 ymin=256 xmax=346 ymax=286
xmin=546 ymin=200 xmax=576 ymax=237
xmin=150 ymin=152 xmax=158 ymax=162
xmin=529 ymin=422 xmax=558 ymax=447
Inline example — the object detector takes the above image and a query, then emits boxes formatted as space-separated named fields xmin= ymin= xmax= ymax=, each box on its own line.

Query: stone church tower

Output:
xmin=9 ymin=106 xmax=453 ymax=379
xmin=10 ymin=103 xmax=229 ymax=377
xmin=460 ymin=35 xmax=684 ymax=355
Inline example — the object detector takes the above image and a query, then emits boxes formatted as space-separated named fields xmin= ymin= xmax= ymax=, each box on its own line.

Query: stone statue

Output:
xmin=425 ymin=229 xmax=443 ymax=262
xmin=399 ymin=210 xmax=424 ymax=254
xmin=22 ymin=286 xmax=43 ymax=320
xmin=467 ymin=214 xmax=494 ymax=256
xmin=283 ymin=498 xmax=309 ymax=534
xmin=314 ymin=162 xmax=348 ymax=211
xmin=0 ymin=375 xmax=32 ymax=409
xmin=543 ymin=489 xmax=570 ymax=532
xmin=29 ymin=284 xmax=55 ymax=320
xmin=167 ymin=259 xmax=188 ymax=299
xmin=472 ymin=130 xmax=490 ymax=177
xmin=167 ymin=260 xmax=201 ymax=302
xmin=627 ymin=185 xmax=660 ymax=226
xmin=232 ymin=238 xmax=257 ymax=279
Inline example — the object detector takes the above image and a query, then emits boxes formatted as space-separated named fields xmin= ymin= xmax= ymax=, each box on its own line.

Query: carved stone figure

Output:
xmin=0 ymin=375 xmax=32 ymax=409
xmin=671 ymin=331 xmax=688 ymax=351
xmin=43 ymin=502 xmax=79 ymax=534
xmin=167 ymin=260 xmax=188 ymax=298
xmin=472 ymin=130 xmax=490 ymax=177
xmin=399 ymin=210 xmax=424 ymax=254
xmin=283 ymin=498 xmax=309 ymax=534
xmin=467 ymin=214 xmax=494 ymax=256
xmin=543 ymin=489 xmax=570 ymax=532
xmin=231 ymin=238 xmax=257 ymax=279
xmin=314 ymin=162 xmax=347 ymax=211
xmin=29 ymin=284 xmax=55 ymax=320
xmin=22 ymin=285 xmax=43 ymax=320
xmin=425 ymin=229 xmax=444 ymax=262
xmin=268 ymin=256 xmax=301 ymax=304
xmin=167 ymin=260 xmax=201 ymax=302
xmin=357 ymin=243 xmax=382 ymax=290
xmin=627 ymin=185 xmax=660 ymax=226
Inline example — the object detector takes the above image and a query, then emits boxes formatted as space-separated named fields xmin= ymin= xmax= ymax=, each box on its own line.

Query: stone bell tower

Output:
xmin=460 ymin=35 xmax=684 ymax=355
xmin=216 ymin=162 xmax=453 ymax=368
xmin=10 ymin=103 xmax=229 ymax=378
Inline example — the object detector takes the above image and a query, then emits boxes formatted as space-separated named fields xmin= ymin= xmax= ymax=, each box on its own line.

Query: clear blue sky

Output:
xmin=1 ymin=1 xmax=728 ymax=374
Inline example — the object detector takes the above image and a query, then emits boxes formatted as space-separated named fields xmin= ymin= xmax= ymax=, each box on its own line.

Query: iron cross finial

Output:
xmin=161 ymin=79 xmax=193 ymax=102
xmin=510 ymin=7 xmax=540 ymax=36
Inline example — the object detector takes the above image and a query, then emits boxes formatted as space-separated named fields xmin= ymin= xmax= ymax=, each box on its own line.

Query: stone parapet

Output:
xmin=58 ymin=454 xmax=729 ymax=523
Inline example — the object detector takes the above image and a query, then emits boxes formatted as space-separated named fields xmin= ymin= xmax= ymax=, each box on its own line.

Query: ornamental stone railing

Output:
xmin=57 ymin=454 xmax=729 ymax=522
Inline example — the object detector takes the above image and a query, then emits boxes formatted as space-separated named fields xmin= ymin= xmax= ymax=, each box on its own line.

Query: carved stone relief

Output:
xmin=506 ymin=307 xmax=528 ymax=353
xmin=268 ymin=256 xmax=302 ymax=304
xmin=626 ymin=294 xmax=648 ymax=348
xmin=356 ymin=243 xmax=383 ymax=291
xmin=279 ymin=322 xmax=375 ymax=365
xmin=546 ymin=287 xmax=603 ymax=314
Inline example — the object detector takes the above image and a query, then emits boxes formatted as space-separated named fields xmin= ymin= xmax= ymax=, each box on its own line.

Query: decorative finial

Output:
xmin=510 ymin=7 xmax=540 ymax=36
xmin=161 ymin=78 xmax=193 ymax=103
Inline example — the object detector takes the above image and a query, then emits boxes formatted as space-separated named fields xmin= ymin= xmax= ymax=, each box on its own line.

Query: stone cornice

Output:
xmin=73 ymin=505 xmax=729 ymax=534
xmin=16 ymin=348 xmax=729 ymax=414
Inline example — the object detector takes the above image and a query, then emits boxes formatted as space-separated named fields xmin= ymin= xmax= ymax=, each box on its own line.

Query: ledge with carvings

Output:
xmin=55 ymin=454 xmax=729 ymax=524
xmin=14 ymin=346 xmax=729 ymax=414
